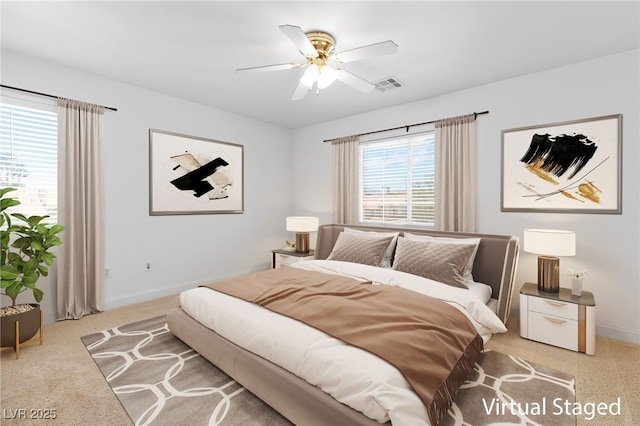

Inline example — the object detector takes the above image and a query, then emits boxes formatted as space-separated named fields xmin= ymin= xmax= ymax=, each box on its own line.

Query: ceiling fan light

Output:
xmin=300 ymin=65 xmax=319 ymax=88
xmin=317 ymin=66 xmax=337 ymax=89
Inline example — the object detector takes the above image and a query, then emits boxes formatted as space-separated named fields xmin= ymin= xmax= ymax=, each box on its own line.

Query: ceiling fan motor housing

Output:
xmin=306 ymin=32 xmax=335 ymax=59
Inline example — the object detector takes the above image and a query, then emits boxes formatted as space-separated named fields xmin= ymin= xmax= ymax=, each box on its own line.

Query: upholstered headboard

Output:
xmin=315 ymin=224 xmax=520 ymax=325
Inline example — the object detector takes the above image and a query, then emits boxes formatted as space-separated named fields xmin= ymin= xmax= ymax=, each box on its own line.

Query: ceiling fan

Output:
xmin=235 ymin=25 xmax=398 ymax=100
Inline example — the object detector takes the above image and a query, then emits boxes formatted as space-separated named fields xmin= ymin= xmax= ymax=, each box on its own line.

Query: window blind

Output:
xmin=0 ymin=103 xmax=58 ymax=222
xmin=360 ymin=132 xmax=435 ymax=226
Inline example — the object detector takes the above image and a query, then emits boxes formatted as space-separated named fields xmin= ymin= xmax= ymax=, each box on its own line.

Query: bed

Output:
xmin=167 ymin=224 xmax=519 ymax=425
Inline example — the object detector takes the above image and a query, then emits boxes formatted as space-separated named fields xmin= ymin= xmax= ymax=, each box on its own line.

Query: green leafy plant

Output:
xmin=1 ymin=187 xmax=64 ymax=307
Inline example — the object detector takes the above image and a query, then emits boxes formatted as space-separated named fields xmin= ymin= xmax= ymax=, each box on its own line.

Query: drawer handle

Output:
xmin=544 ymin=300 xmax=566 ymax=307
xmin=544 ymin=316 xmax=567 ymax=324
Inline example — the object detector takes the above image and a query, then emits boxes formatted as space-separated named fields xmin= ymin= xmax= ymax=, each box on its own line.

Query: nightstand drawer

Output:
xmin=527 ymin=311 xmax=578 ymax=351
xmin=272 ymin=250 xmax=315 ymax=268
xmin=274 ymin=253 xmax=300 ymax=266
xmin=529 ymin=296 xmax=578 ymax=320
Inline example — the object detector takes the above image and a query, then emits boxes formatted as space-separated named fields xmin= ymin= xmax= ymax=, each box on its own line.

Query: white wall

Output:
xmin=292 ymin=50 xmax=640 ymax=344
xmin=2 ymin=50 xmax=294 ymax=323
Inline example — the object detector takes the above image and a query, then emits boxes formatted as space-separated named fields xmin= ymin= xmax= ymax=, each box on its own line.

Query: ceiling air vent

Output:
xmin=374 ymin=76 xmax=404 ymax=92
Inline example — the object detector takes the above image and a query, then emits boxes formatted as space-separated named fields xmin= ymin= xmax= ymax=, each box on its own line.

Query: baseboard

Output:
xmin=103 ymin=282 xmax=192 ymax=310
xmin=103 ymin=269 xmax=255 ymax=311
xmin=596 ymin=323 xmax=640 ymax=345
xmin=42 ymin=288 xmax=187 ymax=324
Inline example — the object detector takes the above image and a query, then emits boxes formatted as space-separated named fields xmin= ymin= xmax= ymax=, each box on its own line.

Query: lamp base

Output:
xmin=537 ymin=255 xmax=560 ymax=293
xmin=295 ymin=232 xmax=310 ymax=253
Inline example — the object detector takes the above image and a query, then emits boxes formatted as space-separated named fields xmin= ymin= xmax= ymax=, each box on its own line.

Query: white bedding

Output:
xmin=466 ymin=280 xmax=493 ymax=304
xmin=179 ymin=260 xmax=507 ymax=426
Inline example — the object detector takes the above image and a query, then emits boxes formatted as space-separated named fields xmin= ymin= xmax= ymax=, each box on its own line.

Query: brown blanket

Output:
xmin=203 ymin=266 xmax=483 ymax=425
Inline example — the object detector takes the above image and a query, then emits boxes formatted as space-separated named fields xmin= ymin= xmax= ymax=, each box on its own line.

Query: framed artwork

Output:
xmin=149 ymin=129 xmax=244 ymax=215
xmin=501 ymin=114 xmax=622 ymax=214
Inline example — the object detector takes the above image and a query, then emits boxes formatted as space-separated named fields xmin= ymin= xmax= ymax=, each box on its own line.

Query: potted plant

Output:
xmin=0 ymin=187 xmax=64 ymax=352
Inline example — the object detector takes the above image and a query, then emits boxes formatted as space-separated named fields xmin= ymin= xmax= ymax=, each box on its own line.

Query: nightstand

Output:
xmin=520 ymin=282 xmax=595 ymax=355
xmin=271 ymin=249 xmax=315 ymax=269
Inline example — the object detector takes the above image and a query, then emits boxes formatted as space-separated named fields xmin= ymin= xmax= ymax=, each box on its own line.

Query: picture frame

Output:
xmin=149 ymin=129 xmax=244 ymax=215
xmin=501 ymin=114 xmax=622 ymax=214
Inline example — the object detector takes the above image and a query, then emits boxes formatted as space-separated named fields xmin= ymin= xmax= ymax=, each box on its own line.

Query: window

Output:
xmin=360 ymin=131 xmax=435 ymax=227
xmin=0 ymin=103 xmax=58 ymax=222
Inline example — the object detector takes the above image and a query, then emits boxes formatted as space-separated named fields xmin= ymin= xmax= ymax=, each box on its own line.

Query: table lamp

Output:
xmin=523 ymin=229 xmax=576 ymax=293
xmin=286 ymin=216 xmax=319 ymax=253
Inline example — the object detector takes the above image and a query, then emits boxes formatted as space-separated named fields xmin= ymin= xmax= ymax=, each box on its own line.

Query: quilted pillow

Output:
xmin=403 ymin=233 xmax=481 ymax=286
xmin=392 ymin=237 xmax=477 ymax=288
xmin=344 ymin=228 xmax=400 ymax=268
xmin=327 ymin=232 xmax=394 ymax=267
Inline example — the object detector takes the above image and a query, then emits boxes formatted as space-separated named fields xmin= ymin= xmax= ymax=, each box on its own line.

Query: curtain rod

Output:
xmin=0 ymin=84 xmax=118 ymax=112
xmin=323 ymin=110 xmax=488 ymax=143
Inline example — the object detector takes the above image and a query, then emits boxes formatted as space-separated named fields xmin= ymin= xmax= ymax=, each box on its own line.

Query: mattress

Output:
xmin=179 ymin=260 xmax=507 ymax=425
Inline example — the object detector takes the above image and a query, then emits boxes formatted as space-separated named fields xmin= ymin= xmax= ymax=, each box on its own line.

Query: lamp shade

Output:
xmin=286 ymin=216 xmax=319 ymax=233
xmin=300 ymin=65 xmax=319 ymax=88
xmin=523 ymin=229 xmax=576 ymax=257
xmin=317 ymin=66 xmax=337 ymax=89
xmin=300 ymin=65 xmax=338 ymax=90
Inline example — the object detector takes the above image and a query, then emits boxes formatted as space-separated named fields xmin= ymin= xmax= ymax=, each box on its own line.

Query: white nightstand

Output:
xmin=520 ymin=282 xmax=596 ymax=355
xmin=271 ymin=249 xmax=315 ymax=269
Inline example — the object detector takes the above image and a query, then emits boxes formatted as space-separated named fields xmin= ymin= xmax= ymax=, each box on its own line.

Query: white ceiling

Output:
xmin=2 ymin=1 xmax=639 ymax=129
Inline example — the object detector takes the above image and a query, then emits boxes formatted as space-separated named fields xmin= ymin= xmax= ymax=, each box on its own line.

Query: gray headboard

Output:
xmin=315 ymin=224 xmax=520 ymax=325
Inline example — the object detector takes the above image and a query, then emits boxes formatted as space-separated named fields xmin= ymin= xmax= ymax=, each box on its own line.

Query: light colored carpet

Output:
xmin=1 ymin=294 xmax=639 ymax=425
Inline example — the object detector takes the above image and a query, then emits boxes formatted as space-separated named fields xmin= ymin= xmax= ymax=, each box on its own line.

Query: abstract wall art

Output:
xmin=149 ymin=129 xmax=244 ymax=215
xmin=501 ymin=114 xmax=621 ymax=214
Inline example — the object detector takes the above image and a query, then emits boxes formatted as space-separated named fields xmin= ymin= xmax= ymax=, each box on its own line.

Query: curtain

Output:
xmin=434 ymin=114 xmax=476 ymax=232
xmin=331 ymin=135 xmax=360 ymax=224
xmin=56 ymin=99 xmax=105 ymax=320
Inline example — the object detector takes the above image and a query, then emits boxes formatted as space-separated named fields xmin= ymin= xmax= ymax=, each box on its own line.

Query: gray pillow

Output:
xmin=392 ymin=237 xmax=476 ymax=288
xmin=327 ymin=232 xmax=394 ymax=266
xmin=403 ymin=233 xmax=481 ymax=285
xmin=344 ymin=228 xmax=399 ymax=268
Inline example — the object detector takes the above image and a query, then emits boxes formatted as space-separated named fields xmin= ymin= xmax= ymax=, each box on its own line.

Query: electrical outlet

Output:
xmin=105 ymin=268 xmax=111 ymax=278
xmin=145 ymin=262 xmax=151 ymax=271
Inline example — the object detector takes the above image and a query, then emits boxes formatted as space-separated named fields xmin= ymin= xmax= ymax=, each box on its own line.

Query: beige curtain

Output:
xmin=434 ymin=114 xmax=476 ymax=232
xmin=331 ymin=135 xmax=360 ymax=224
xmin=56 ymin=99 xmax=105 ymax=320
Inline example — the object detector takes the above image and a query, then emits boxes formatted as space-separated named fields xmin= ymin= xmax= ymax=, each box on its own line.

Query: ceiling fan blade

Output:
xmin=235 ymin=63 xmax=300 ymax=73
xmin=335 ymin=70 xmax=375 ymax=93
xmin=335 ymin=40 xmax=398 ymax=63
xmin=279 ymin=24 xmax=318 ymax=58
xmin=291 ymin=80 xmax=310 ymax=101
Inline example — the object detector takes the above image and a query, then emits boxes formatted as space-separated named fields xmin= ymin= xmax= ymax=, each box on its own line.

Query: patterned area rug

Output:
xmin=81 ymin=316 xmax=576 ymax=426
xmin=440 ymin=351 xmax=576 ymax=426
xmin=81 ymin=316 xmax=292 ymax=426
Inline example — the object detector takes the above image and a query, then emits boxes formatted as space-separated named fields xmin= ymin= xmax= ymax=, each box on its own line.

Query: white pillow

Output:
xmin=466 ymin=281 xmax=493 ymax=304
xmin=403 ymin=233 xmax=481 ymax=286
xmin=344 ymin=228 xmax=399 ymax=268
